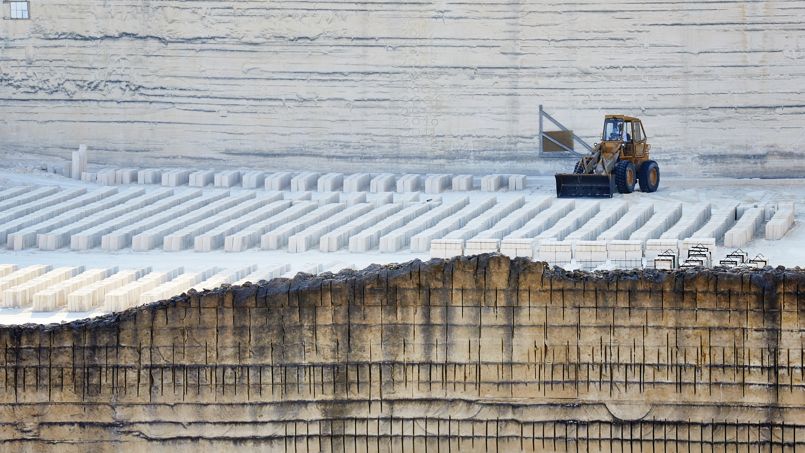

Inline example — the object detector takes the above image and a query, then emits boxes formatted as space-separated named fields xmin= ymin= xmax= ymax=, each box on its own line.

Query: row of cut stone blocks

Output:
xmin=85 ymin=168 xmax=531 ymax=193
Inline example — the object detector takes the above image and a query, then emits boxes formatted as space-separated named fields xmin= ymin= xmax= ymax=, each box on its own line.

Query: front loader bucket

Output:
xmin=555 ymin=173 xmax=615 ymax=198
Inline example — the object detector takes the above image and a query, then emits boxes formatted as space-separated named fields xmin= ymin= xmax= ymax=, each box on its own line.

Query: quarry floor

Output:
xmin=0 ymin=164 xmax=802 ymax=326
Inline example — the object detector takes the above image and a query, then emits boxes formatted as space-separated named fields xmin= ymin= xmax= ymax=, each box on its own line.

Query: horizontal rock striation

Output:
xmin=2 ymin=1 xmax=805 ymax=176
xmin=0 ymin=255 xmax=804 ymax=451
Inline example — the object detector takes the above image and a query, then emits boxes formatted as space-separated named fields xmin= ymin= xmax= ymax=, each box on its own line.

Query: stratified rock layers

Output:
xmin=2 ymin=1 xmax=805 ymax=176
xmin=0 ymin=255 xmax=803 ymax=452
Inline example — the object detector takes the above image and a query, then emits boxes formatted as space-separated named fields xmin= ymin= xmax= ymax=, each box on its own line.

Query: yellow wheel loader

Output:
xmin=555 ymin=115 xmax=659 ymax=198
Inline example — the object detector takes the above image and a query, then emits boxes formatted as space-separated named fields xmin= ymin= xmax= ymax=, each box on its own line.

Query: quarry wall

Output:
xmin=0 ymin=255 xmax=804 ymax=452
xmin=2 ymin=1 xmax=805 ymax=176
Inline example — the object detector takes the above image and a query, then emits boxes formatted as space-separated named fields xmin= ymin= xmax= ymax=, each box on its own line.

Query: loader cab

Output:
xmin=602 ymin=116 xmax=648 ymax=158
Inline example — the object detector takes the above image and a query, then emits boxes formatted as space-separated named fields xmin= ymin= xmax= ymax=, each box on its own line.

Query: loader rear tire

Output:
xmin=638 ymin=160 xmax=660 ymax=193
xmin=614 ymin=160 xmax=637 ymax=194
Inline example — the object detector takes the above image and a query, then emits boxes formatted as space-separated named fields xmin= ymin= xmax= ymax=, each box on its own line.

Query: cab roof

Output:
xmin=605 ymin=114 xmax=641 ymax=122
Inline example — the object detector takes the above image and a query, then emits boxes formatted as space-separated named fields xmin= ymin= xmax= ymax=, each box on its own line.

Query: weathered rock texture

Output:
xmin=0 ymin=255 xmax=804 ymax=452
xmin=2 ymin=2 xmax=805 ymax=176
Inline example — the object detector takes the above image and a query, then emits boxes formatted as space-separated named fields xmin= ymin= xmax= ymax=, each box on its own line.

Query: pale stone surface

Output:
xmin=213 ymin=170 xmax=241 ymax=188
xmin=241 ymin=171 xmax=266 ymax=189
xmin=189 ymin=170 xmax=215 ymax=187
xmin=137 ymin=169 xmax=162 ymax=184
xmin=70 ymin=145 xmax=87 ymax=180
xmin=343 ymin=173 xmax=371 ymax=192
xmin=451 ymin=175 xmax=474 ymax=191
xmin=98 ymin=169 xmax=117 ymax=186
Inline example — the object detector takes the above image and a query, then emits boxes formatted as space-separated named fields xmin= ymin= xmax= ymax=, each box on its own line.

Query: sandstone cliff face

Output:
xmin=0 ymin=255 xmax=803 ymax=452
xmin=2 ymin=1 xmax=804 ymax=176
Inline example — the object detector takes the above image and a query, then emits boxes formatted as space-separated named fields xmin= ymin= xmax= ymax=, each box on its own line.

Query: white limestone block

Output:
xmin=508 ymin=174 xmax=527 ymax=191
xmin=451 ymin=175 xmax=474 ymax=191
xmin=139 ymin=268 xmax=216 ymax=305
xmin=265 ymin=172 xmax=294 ymax=190
xmin=0 ymin=265 xmax=51 ymax=295
xmin=214 ymin=170 xmax=241 ymax=188
xmin=101 ymin=191 xmax=224 ymax=250
xmin=133 ymin=192 xmax=253 ymax=251
xmin=2 ymin=266 xmax=82 ymax=308
xmin=690 ymin=204 xmax=738 ymax=243
xmin=103 ymin=268 xmax=184 ymax=312
xmin=284 ymin=191 xmax=313 ymax=201
xmin=574 ymin=241 xmax=608 ymax=266
xmin=224 ymin=201 xmax=317 ymax=252
xmin=189 ymin=170 xmax=215 ymax=187
xmin=137 ymin=169 xmax=162 ymax=184
xmin=348 ymin=203 xmax=432 ymax=252
xmin=69 ymin=268 xmax=149 ymax=312
xmin=502 ymin=200 xmax=575 ymax=242
xmin=96 ymin=168 xmax=118 ymax=185
xmin=36 ymin=187 xmax=166 ymax=250
xmin=565 ymin=201 xmax=628 ymax=242
xmin=241 ymin=171 xmax=267 ymax=189
xmin=317 ymin=192 xmax=341 ymax=205
xmin=424 ymin=175 xmax=451 ymax=194
xmin=765 ymin=208 xmax=794 ymax=240
xmin=288 ymin=203 xmax=374 ymax=253
xmin=370 ymin=174 xmax=396 ymax=193
xmin=115 ymin=168 xmax=139 ymax=184
xmin=318 ymin=203 xmax=402 ymax=252
xmin=371 ymin=192 xmax=395 ymax=206
xmin=537 ymin=240 xmax=572 ymax=266
xmin=161 ymin=169 xmax=192 ymax=187
xmin=463 ymin=238 xmax=500 ymax=255
xmin=378 ymin=198 xmax=468 ymax=252
xmin=189 ymin=266 xmax=256 ymax=292
xmin=469 ymin=197 xmax=552 ymax=244
xmin=233 ymin=264 xmax=292 ymax=285
xmin=81 ymin=172 xmax=97 ymax=183
xmin=343 ymin=173 xmax=372 ymax=192
xmin=607 ymin=240 xmax=644 ymax=268
xmin=0 ymin=187 xmax=31 ymax=203
xmin=317 ymin=173 xmax=344 ymax=192
xmin=291 ymin=172 xmax=320 ymax=191
xmin=71 ymin=145 xmax=87 ymax=180
xmin=598 ymin=204 xmax=655 ymax=241
xmin=0 ymin=264 xmax=17 ymax=278
xmin=163 ymin=192 xmax=280 ymax=251
xmin=537 ymin=201 xmax=601 ymax=241
xmin=5 ymin=187 xmax=119 ymax=249
xmin=500 ymin=238 xmax=539 ymax=258
xmin=0 ymin=186 xmax=59 ymax=213
xmin=32 ymin=268 xmax=113 ymax=312
xmin=660 ymin=203 xmax=711 ymax=240
xmin=430 ymin=238 xmax=465 ymax=259
xmin=409 ymin=197 xmax=497 ymax=252
xmin=194 ymin=200 xmax=291 ymax=251
xmin=645 ymin=239 xmax=680 ymax=262
xmin=630 ymin=203 xmax=683 ymax=243
xmin=261 ymin=203 xmax=345 ymax=250
xmin=340 ymin=192 xmax=367 ymax=206
xmin=396 ymin=174 xmax=422 ymax=193
xmin=0 ymin=188 xmax=87 ymax=227
xmin=481 ymin=174 xmax=507 ymax=192
xmin=723 ymin=207 xmax=764 ymax=248
xmin=435 ymin=196 xmax=525 ymax=244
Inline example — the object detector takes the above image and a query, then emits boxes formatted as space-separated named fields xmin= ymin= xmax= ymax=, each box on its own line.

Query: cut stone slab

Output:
xmin=189 ymin=170 xmax=215 ymax=187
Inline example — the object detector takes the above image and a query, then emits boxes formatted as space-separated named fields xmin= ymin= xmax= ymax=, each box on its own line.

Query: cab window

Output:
xmin=603 ymin=119 xmax=624 ymax=141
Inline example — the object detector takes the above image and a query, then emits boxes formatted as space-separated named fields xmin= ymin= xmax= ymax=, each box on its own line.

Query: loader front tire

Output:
xmin=638 ymin=160 xmax=660 ymax=193
xmin=614 ymin=161 xmax=637 ymax=194
xmin=573 ymin=160 xmax=585 ymax=174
